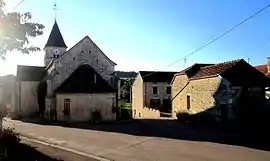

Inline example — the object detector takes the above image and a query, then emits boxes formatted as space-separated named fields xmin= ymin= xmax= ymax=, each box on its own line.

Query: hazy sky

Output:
xmin=1 ymin=0 xmax=270 ymax=76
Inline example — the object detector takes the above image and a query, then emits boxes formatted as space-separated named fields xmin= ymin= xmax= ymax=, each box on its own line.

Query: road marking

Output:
xmin=21 ymin=136 xmax=111 ymax=161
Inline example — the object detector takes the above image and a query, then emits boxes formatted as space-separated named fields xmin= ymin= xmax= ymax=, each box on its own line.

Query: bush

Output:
xmin=176 ymin=112 xmax=191 ymax=122
xmin=0 ymin=127 xmax=20 ymax=147
xmin=92 ymin=111 xmax=102 ymax=124
xmin=112 ymin=106 xmax=118 ymax=113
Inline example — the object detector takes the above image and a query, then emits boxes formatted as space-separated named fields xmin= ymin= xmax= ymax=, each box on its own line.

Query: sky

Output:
xmin=1 ymin=0 xmax=270 ymax=76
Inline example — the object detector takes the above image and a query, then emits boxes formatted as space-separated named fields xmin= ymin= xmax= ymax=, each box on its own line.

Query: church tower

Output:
xmin=44 ymin=21 xmax=67 ymax=66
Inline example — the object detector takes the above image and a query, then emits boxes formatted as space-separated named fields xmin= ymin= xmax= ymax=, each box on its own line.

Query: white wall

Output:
xmin=56 ymin=93 xmax=116 ymax=122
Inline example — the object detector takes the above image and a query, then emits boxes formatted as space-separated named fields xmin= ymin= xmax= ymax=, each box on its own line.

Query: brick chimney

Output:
xmin=267 ymin=57 xmax=270 ymax=73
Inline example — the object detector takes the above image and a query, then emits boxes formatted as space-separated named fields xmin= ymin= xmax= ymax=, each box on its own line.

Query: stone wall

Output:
xmin=44 ymin=46 xmax=67 ymax=66
xmin=132 ymin=74 xmax=144 ymax=118
xmin=56 ymin=93 xmax=116 ymax=122
xmin=141 ymin=107 xmax=160 ymax=118
xmin=47 ymin=36 xmax=116 ymax=94
xmin=172 ymin=75 xmax=222 ymax=118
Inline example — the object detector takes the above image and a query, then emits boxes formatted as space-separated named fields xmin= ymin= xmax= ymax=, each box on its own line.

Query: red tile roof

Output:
xmin=189 ymin=59 xmax=243 ymax=80
xmin=255 ymin=64 xmax=268 ymax=75
xmin=174 ymin=63 xmax=214 ymax=77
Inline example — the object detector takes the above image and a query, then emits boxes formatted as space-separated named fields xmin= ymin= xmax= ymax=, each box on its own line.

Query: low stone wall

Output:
xmin=142 ymin=107 xmax=160 ymax=118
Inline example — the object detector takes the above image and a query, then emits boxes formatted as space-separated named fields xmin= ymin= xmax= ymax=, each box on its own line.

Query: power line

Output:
xmin=168 ymin=3 xmax=270 ymax=67
xmin=141 ymin=3 xmax=270 ymax=79
xmin=13 ymin=0 xmax=26 ymax=9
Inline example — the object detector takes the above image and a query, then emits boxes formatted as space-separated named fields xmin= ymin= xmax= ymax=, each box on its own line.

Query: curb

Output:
xmin=20 ymin=136 xmax=111 ymax=161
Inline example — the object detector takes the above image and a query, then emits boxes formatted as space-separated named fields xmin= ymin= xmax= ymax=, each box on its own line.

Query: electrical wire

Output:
xmin=141 ymin=3 xmax=270 ymax=79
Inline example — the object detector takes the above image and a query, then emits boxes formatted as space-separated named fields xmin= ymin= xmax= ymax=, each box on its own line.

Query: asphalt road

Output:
xmin=20 ymin=139 xmax=98 ymax=161
xmin=4 ymin=118 xmax=270 ymax=161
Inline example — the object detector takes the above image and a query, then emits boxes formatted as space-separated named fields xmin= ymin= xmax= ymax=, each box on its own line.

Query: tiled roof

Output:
xmin=173 ymin=59 xmax=270 ymax=87
xmin=255 ymin=64 xmax=268 ymax=75
xmin=139 ymin=71 xmax=177 ymax=82
xmin=190 ymin=59 xmax=243 ymax=80
xmin=17 ymin=65 xmax=45 ymax=81
xmin=44 ymin=21 xmax=67 ymax=48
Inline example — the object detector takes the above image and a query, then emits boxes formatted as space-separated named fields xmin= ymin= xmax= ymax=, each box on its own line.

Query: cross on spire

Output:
xmin=53 ymin=3 xmax=59 ymax=21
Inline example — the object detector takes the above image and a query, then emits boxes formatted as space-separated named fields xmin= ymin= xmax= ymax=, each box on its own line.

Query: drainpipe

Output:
xmin=18 ymin=81 xmax=21 ymax=117
xmin=117 ymin=79 xmax=121 ymax=119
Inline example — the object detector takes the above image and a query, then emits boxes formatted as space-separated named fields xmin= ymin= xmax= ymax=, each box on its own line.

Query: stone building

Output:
xmin=12 ymin=21 xmax=117 ymax=122
xmin=171 ymin=59 xmax=270 ymax=121
xmin=132 ymin=71 xmax=176 ymax=118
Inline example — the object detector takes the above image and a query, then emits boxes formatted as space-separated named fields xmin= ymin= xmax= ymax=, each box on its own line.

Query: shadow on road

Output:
xmin=20 ymin=118 xmax=270 ymax=152
xmin=3 ymin=142 xmax=62 ymax=161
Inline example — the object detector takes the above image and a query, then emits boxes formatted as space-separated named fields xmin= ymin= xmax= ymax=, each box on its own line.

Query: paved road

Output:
xmin=21 ymin=139 xmax=98 ymax=161
xmin=4 ymin=118 xmax=270 ymax=161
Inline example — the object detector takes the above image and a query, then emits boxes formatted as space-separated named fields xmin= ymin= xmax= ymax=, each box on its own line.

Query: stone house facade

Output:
xmin=13 ymin=21 xmax=117 ymax=122
xmin=172 ymin=59 xmax=270 ymax=121
xmin=132 ymin=71 xmax=176 ymax=118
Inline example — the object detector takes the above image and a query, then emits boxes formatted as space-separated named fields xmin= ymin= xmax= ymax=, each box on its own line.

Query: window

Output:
xmin=166 ymin=86 xmax=171 ymax=94
xmin=96 ymin=59 xmax=99 ymax=66
xmin=152 ymin=86 xmax=158 ymax=94
xmin=187 ymin=95 xmax=191 ymax=110
xmin=63 ymin=98 xmax=70 ymax=115
xmin=150 ymin=99 xmax=161 ymax=106
xmin=94 ymin=74 xmax=97 ymax=84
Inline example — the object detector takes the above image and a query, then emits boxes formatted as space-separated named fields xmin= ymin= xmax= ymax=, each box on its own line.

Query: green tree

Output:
xmin=120 ymin=79 xmax=133 ymax=102
xmin=0 ymin=0 xmax=44 ymax=58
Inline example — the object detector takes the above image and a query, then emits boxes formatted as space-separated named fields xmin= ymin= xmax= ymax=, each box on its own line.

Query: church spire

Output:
xmin=44 ymin=21 xmax=67 ymax=48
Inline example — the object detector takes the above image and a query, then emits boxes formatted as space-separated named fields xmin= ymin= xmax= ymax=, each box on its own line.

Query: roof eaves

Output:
xmin=189 ymin=74 xmax=219 ymax=81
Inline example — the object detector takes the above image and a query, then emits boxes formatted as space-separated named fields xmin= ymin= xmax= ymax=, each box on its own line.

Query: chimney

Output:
xmin=267 ymin=57 xmax=270 ymax=73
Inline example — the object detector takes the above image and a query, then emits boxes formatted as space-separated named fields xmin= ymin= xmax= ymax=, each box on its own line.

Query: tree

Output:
xmin=0 ymin=0 xmax=44 ymax=58
xmin=120 ymin=79 xmax=133 ymax=102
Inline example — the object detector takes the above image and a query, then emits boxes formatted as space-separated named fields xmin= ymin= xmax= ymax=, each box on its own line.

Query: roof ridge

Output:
xmin=200 ymin=59 xmax=243 ymax=69
xmin=45 ymin=36 xmax=89 ymax=70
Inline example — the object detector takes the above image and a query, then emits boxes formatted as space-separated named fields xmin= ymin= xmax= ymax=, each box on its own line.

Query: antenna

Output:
xmin=184 ymin=58 xmax=187 ymax=68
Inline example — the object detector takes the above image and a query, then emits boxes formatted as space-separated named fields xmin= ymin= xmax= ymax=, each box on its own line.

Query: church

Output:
xmin=12 ymin=21 xmax=118 ymax=122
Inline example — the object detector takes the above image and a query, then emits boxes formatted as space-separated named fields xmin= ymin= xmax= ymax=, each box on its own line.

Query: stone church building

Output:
xmin=12 ymin=21 xmax=117 ymax=122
